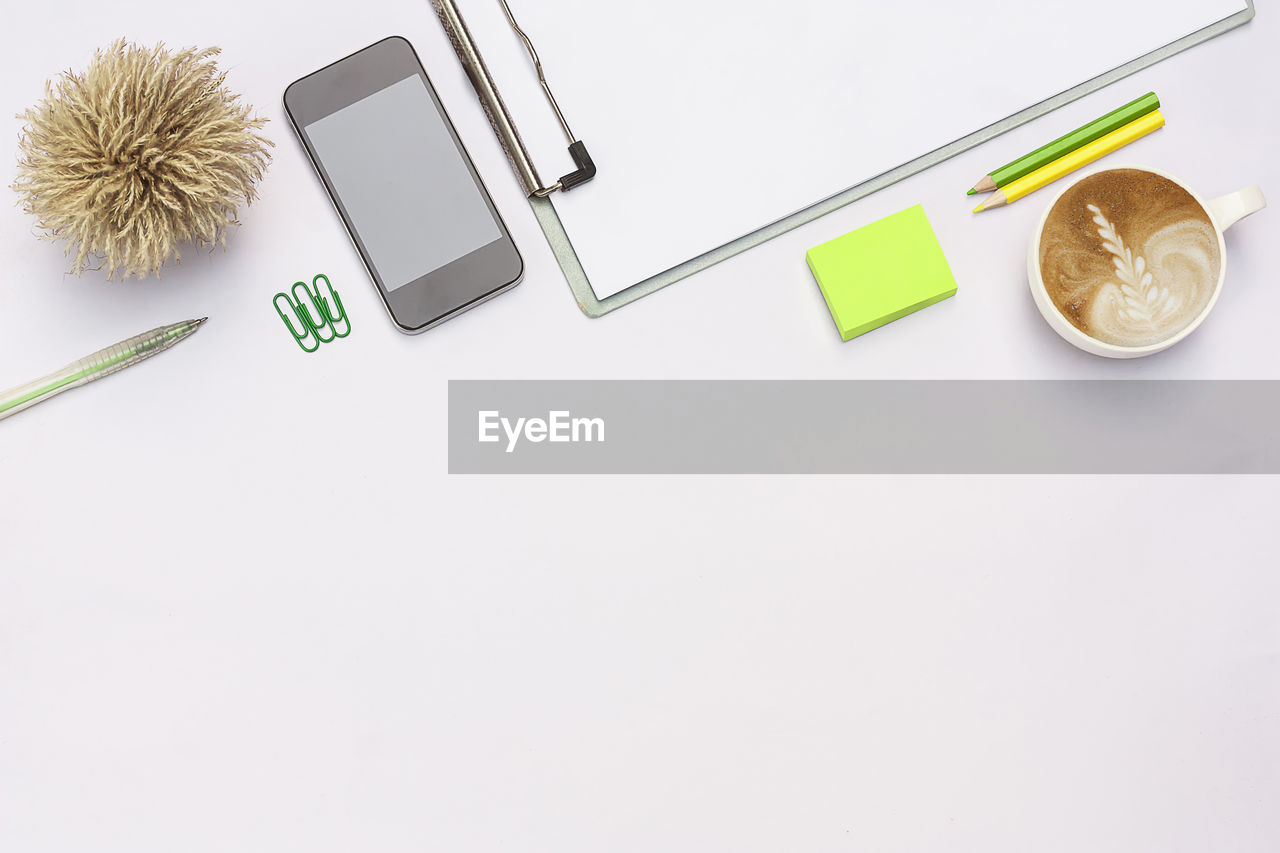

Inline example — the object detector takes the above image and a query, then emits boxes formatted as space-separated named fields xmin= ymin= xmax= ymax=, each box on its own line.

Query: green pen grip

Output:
xmin=0 ymin=322 xmax=198 ymax=420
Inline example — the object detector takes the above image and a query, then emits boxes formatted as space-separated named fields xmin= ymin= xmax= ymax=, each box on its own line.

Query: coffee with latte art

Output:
xmin=1038 ymin=169 xmax=1220 ymax=347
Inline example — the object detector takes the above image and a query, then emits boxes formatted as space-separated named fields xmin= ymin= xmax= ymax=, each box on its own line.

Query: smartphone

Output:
xmin=284 ymin=36 xmax=522 ymax=333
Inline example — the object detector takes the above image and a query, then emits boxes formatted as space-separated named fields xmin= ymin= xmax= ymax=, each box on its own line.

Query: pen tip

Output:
xmin=195 ymin=317 xmax=208 ymax=326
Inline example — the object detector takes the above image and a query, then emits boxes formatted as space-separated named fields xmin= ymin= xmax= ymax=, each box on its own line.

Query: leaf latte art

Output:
xmin=1038 ymin=170 xmax=1220 ymax=348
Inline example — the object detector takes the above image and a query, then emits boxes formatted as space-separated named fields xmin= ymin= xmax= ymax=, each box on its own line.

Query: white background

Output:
xmin=1 ymin=1 xmax=1277 ymax=851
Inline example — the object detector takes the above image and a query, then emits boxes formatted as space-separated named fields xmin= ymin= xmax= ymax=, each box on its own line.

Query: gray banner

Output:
xmin=448 ymin=380 xmax=1280 ymax=474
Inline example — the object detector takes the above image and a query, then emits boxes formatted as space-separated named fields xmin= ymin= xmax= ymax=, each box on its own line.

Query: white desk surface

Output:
xmin=2 ymin=2 xmax=1277 ymax=851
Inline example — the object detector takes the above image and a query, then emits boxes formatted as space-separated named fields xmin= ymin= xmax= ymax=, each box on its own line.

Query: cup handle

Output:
xmin=1207 ymin=185 xmax=1266 ymax=231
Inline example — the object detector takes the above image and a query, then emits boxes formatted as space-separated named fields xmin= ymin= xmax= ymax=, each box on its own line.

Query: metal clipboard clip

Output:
xmin=431 ymin=0 xmax=596 ymax=198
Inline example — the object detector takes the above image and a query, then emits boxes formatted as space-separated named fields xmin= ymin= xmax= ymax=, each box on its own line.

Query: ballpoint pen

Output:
xmin=0 ymin=318 xmax=206 ymax=421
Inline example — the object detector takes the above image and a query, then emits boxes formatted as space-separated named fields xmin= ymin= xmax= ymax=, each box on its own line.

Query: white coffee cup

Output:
xmin=1027 ymin=164 xmax=1265 ymax=358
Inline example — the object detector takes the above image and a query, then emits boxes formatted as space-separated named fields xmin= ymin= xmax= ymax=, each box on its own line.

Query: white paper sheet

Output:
xmin=460 ymin=0 xmax=1247 ymax=298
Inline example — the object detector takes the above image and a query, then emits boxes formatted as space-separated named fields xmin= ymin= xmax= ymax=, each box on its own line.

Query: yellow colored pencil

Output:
xmin=973 ymin=109 xmax=1165 ymax=212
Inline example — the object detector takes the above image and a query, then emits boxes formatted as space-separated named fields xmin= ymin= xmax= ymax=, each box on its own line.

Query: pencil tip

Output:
xmin=972 ymin=203 xmax=984 ymax=213
xmin=966 ymin=188 xmax=976 ymax=196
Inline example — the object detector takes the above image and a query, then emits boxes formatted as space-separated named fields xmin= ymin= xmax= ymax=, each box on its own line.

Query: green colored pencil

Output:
xmin=967 ymin=92 xmax=1160 ymax=195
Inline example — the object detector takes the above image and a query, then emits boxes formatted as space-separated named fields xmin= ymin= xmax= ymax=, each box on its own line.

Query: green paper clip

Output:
xmin=275 ymin=292 xmax=320 ymax=353
xmin=310 ymin=274 xmax=352 ymax=340
xmin=274 ymin=273 xmax=351 ymax=353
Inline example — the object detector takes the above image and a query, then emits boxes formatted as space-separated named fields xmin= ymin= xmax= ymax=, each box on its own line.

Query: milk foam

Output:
xmin=1084 ymin=218 xmax=1218 ymax=347
xmin=1038 ymin=169 xmax=1221 ymax=348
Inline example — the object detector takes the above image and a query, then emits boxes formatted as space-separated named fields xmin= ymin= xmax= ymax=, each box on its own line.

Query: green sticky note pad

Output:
xmin=806 ymin=204 xmax=957 ymax=341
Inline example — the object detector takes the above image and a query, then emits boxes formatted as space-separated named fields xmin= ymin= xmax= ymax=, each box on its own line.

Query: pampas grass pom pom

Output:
xmin=13 ymin=39 xmax=273 ymax=280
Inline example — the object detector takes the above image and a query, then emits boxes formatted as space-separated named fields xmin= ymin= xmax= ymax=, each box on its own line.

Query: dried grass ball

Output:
xmin=13 ymin=40 xmax=273 ymax=280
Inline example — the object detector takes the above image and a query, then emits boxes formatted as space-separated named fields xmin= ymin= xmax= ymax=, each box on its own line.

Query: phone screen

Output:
xmin=303 ymin=75 xmax=503 ymax=292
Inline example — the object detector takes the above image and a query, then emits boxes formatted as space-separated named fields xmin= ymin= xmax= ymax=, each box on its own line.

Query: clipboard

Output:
xmin=432 ymin=0 xmax=1256 ymax=318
